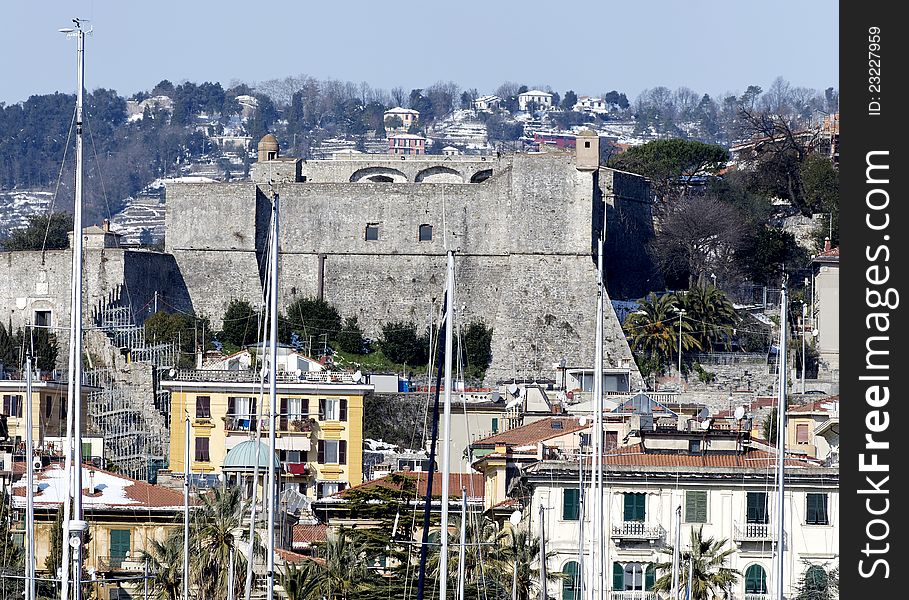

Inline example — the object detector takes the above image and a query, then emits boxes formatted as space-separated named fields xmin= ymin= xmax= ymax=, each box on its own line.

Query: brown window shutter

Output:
xmin=227 ymin=396 xmax=236 ymax=416
xmin=280 ymin=398 xmax=288 ymax=430
xmin=319 ymin=398 xmax=326 ymax=421
xmin=251 ymin=397 xmax=257 ymax=417
xmin=303 ymin=398 xmax=310 ymax=416
xmin=339 ymin=440 xmax=347 ymax=465
xmin=317 ymin=440 xmax=325 ymax=464
xmin=340 ymin=399 xmax=348 ymax=422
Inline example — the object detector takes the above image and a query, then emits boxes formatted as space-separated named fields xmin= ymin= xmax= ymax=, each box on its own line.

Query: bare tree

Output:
xmin=651 ymin=196 xmax=749 ymax=287
xmin=391 ymin=86 xmax=406 ymax=108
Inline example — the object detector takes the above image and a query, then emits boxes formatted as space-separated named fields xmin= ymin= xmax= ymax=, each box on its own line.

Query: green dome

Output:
xmin=223 ymin=440 xmax=281 ymax=472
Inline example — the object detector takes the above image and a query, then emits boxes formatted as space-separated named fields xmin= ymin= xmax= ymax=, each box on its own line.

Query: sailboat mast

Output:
xmin=59 ymin=20 xmax=87 ymax=600
xmin=538 ymin=503 xmax=547 ymax=600
xmin=439 ymin=250 xmax=455 ymax=600
xmin=265 ymin=192 xmax=280 ymax=600
xmin=774 ymin=283 xmax=788 ymax=600
xmin=25 ymin=355 xmax=35 ymax=600
xmin=457 ymin=488 xmax=467 ymax=600
xmin=183 ymin=417 xmax=191 ymax=600
xmin=577 ymin=433 xmax=585 ymax=600
xmin=671 ymin=505 xmax=681 ymax=599
xmin=592 ymin=236 xmax=605 ymax=600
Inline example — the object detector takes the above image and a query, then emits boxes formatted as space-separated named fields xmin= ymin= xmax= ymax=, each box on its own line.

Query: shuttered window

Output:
xmin=195 ymin=396 xmax=211 ymax=419
xmin=745 ymin=564 xmax=767 ymax=594
xmin=195 ymin=437 xmax=210 ymax=462
xmin=796 ymin=423 xmax=810 ymax=444
xmin=747 ymin=492 xmax=768 ymax=524
xmin=612 ymin=563 xmax=624 ymax=591
xmin=685 ymin=491 xmax=708 ymax=523
xmin=109 ymin=529 xmax=131 ymax=568
xmin=806 ymin=493 xmax=829 ymax=525
xmin=562 ymin=561 xmax=580 ymax=600
xmin=623 ymin=493 xmax=645 ymax=522
xmin=562 ymin=488 xmax=580 ymax=521
xmin=645 ymin=564 xmax=656 ymax=591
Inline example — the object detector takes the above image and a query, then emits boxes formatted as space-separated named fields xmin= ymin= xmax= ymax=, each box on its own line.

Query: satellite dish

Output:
xmin=33 ymin=457 xmax=43 ymax=471
xmin=168 ymin=368 xmax=176 ymax=378
xmin=697 ymin=407 xmax=710 ymax=420
xmin=812 ymin=329 xmax=819 ymax=337
xmin=700 ymin=418 xmax=712 ymax=430
xmin=508 ymin=384 xmax=519 ymax=396
xmin=295 ymin=369 xmax=302 ymax=377
xmin=509 ymin=510 xmax=523 ymax=526
xmin=734 ymin=406 xmax=746 ymax=420
xmin=579 ymin=417 xmax=587 ymax=426
xmin=353 ymin=370 xmax=363 ymax=383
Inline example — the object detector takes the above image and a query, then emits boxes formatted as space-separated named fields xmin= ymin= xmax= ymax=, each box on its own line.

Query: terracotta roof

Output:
xmin=489 ymin=498 xmax=522 ymax=511
xmin=292 ymin=524 xmax=328 ymax=546
xmin=12 ymin=463 xmax=185 ymax=510
xmin=334 ymin=471 xmax=485 ymax=502
xmin=599 ymin=444 xmax=819 ymax=469
xmin=789 ymin=396 xmax=839 ymax=413
xmin=816 ymin=246 xmax=840 ymax=258
xmin=471 ymin=417 xmax=587 ymax=447
xmin=275 ymin=548 xmax=308 ymax=565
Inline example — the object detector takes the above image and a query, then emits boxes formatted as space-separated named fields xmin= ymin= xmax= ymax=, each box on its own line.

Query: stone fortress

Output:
xmin=1 ymin=132 xmax=656 ymax=385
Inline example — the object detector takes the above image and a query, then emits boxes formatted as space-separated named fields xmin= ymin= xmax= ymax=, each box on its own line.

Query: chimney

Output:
xmin=102 ymin=219 xmax=110 ymax=233
xmin=824 ymin=237 xmax=831 ymax=252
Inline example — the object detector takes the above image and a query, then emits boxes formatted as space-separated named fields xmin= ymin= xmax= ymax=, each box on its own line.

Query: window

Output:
xmin=419 ymin=224 xmax=433 ymax=242
xmin=280 ymin=397 xmax=307 ymax=430
xmin=562 ymin=488 xmax=580 ymax=521
xmin=689 ymin=439 xmax=702 ymax=453
xmin=584 ymin=141 xmax=591 ymax=148
xmin=747 ymin=492 xmax=768 ymax=524
xmin=806 ymin=493 xmax=829 ymax=525
xmin=317 ymin=482 xmax=342 ymax=498
xmin=195 ymin=396 xmax=211 ymax=419
xmin=623 ymin=492 xmax=646 ymax=522
xmin=195 ymin=437 xmax=210 ymax=462
xmin=2 ymin=395 xmax=22 ymax=418
xmin=802 ymin=565 xmax=829 ymax=593
xmin=685 ymin=491 xmax=708 ymax=523
xmin=365 ymin=223 xmax=380 ymax=241
xmin=744 ymin=564 xmax=767 ymax=594
xmin=227 ymin=396 xmax=257 ymax=430
xmin=318 ymin=440 xmax=347 ymax=465
xmin=319 ymin=398 xmax=347 ymax=421
xmin=611 ymin=562 xmax=653 ymax=591
xmin=562 ymin=561 xmax=580 ymax=600
xmin=34 ymin=310 xmax=52 ymax=328
xmin=44 ymin=396 xmax=53 ymax=419
xmin=796 ymin=423 xmax=810 ymax=444
xmin=491 ymin=418 xmax=499 ymax=434
xmin=109 ymin=529 xmax=131 ymax=569
xmin=604 ymin=431 xmax=618 ymax=451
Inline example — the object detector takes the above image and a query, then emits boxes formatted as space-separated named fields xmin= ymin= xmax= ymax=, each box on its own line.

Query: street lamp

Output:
xmin=675 ymin=309 xmax=687 ymax=389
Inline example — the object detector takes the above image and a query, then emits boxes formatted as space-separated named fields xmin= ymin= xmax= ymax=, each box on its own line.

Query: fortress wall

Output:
xmin=164 ymin=182 xmax=259 ymax=252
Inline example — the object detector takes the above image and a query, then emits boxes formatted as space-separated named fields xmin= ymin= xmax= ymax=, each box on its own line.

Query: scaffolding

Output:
xmin=86 ymin=299 xmax=177 ymax=482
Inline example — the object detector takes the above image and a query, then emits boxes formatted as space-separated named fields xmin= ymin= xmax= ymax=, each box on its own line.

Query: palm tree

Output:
xmin=676 ymin=285 xmax=738 ymax=352
xmin=140 ymin=531 xmax=184 ymax=600
xmin=189 ymin=485 xmax=248 ymax=599
xmin=491 ymin=525 xmax=562 ymax=600
xmin=425 ymin=514 xmax=502 ymax=599
xmin=292 ymin=527 xmax=371 ymax=600
xmin=624 ymin=292 xmax=701 ymax=376
xmin=652 ymin=526 xmax=740 ymax=600
xmin=282 ymin=560 xmax=328 ymax=600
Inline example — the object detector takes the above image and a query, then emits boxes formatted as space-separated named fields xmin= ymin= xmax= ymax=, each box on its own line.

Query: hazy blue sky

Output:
xmin=3 ymin=0 xmax=838 ymax=105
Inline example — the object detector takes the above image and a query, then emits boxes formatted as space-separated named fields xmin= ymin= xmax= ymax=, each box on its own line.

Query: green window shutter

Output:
xmin=747 ymin=492 xmax=767 ymax=523
xmin=612 ymin=562 xmax=625 ymax=591
xmin=686 ymin=491 xmax=708 ymax=523
xmin=562 ymin=561 xmax=579 ymax=600
xmin=110 ymin=529 xmax=131 ymax=567
xmin=491 ymin=418 xmax=499 ymax=434
xmin=623 ymin=493 xmax=634 ymax=521
xmin=645 ymin=564 xmax=656 ymax=590
xmin=807 ymin=493 xmax=828 ymax=524
xmin=563 ymin=488 xmax=580 ymax=521
xmin=623 ymin=493 xmax=645 ymax=521
xmin=745 ymin=565 xmax=767 ymax=593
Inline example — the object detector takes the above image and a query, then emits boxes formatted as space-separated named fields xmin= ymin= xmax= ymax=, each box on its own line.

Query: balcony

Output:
xmin=224 ymin=415 xmax=257 ymax=432
xmin=285 ymin=462 xmax=309 ymax=476
xmin=744 ymin=594 xmax=768 ymax=600
xmin=97 ymin=554 xmax=145 ymax=572
xmin=170 ymin=369 xmax=360 ymax=384
xmin=611 ymin=521 xmax=663 ymax=541
xmin=609 ymin=592 xmax=657 ymax=600
xmin=733 ymin=522 xmax=773 ymax=542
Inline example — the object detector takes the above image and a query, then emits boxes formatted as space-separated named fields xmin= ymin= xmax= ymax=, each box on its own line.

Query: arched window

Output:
xmin=745 ymin=564 xmax=768 ymax=594
xmin=562 ymin=561 xmax=580 ymax=600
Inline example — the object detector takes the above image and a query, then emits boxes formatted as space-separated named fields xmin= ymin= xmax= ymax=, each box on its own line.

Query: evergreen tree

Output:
xmin=219 ymin=299 xmax=260 ymax=349
xmin=1 ymin=213 xmax=73 ymax=251
xmin=285 ymin=297 xmax=342 ymax=346
xmin=337 ymin=316 xmax=366 ymax=354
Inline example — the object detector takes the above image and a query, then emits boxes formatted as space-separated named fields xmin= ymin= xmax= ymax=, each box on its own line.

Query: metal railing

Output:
xmin=689 ymin=352 xmax=769 ymax=366
xmin=97 ymin=554 xmax=145 ymax=572
xmin=609 ymin=592 xmax=658 ymax=600
xmin=170 ymin=369 xmax=359 ymax=384
xmin=611 ymin=522 xmax=663 ymax=540
xmin=744 ymin=594 xmax=768 ymax=600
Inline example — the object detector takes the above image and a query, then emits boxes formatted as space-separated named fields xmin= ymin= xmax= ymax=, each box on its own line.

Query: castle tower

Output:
xmin=257 ymin=133 xmax=279 ymax=162
xmin=575 ymin=129 xmax=599 ymax=170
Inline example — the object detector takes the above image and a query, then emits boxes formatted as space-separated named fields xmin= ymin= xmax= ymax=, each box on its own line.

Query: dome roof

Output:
xmin=223 ymin=440 xmax=281 ymax=472
xmin=258 ymin=133 xmax=279 ymax=153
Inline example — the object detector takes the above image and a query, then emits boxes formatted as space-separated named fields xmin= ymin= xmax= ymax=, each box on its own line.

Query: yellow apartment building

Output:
xmin=163 ymin=369 xmax=371 ymax=499
xmin=0 ymin=374 xmax=94 ymax=446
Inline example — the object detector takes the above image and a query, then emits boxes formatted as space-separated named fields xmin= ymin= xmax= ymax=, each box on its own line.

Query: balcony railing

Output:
xmin=611 ymin=521 xmax=663 ymax=541
xmin=609 ymin=592 xmax=657 ymax=600
xmin=734 ymin=522 xmax=773 ymax=541
xmin=744 ymin=594 xmax=768 ymax=600
xmin=170 ymin=369 xmax=360 ymax=384
xmin=97 ymin=554 xmax=145 ymax=572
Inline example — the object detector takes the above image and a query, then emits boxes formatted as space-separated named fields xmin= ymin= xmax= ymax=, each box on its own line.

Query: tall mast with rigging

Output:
xmin=25 ymin=354 xmax=36 ymax=600
xmin=265 ymin=189 xmax=280 ymax=600
xmin=58 ymin=19 xmax=88 ymax=600
xmin=774 ymin=283 xmax=789 ymax=600
xmin=439 ymin=250 xmax=455 ymax=600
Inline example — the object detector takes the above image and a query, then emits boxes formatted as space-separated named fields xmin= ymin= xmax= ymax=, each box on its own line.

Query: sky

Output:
xmin=2 ymin=0 xmax=839 ymax=106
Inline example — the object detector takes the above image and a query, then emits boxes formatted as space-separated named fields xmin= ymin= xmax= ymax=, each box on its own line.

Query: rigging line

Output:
xmin=40 ymin=107 xmax=77 ymax=256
